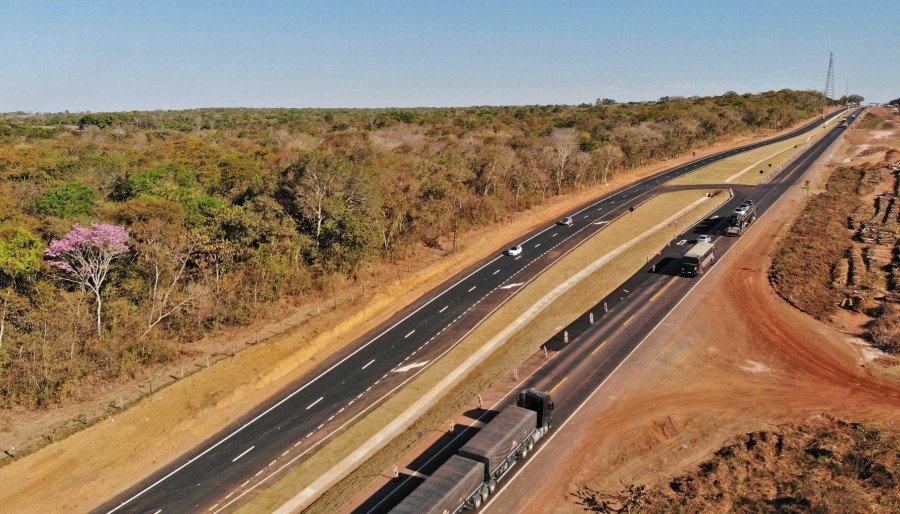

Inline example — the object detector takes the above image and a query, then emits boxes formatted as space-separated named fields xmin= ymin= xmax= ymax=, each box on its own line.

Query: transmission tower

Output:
xmin=824 ymin=52 xmax=835 ymax=100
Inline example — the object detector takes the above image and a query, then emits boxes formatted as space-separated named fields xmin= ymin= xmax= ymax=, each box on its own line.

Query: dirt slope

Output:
xmin=576 ymin=416 xmax=899 ymax=513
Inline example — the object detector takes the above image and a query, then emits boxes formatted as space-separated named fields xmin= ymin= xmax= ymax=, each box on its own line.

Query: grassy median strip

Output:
xmin=670 ymin=113 xmax=845 ymax=186
xmin=237 ymin=189 xmax=729 ymax=514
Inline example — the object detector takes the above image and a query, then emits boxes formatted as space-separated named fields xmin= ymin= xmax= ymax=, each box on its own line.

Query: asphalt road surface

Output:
xmin=101 ymin=109 xmax=849 ymax=514
xmin=356 ymin=108 xmax=862 ymax=514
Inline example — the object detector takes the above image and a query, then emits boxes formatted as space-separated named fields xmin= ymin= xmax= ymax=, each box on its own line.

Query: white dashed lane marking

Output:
xmin=404 ymin=330 xmax=415 ymax=338
xmin=306 ymin=397 xmax=323 ymax=410
xmin=439 ymin=305 xmax=448 ymax=313
xmin=232 ymin=446 xmax=255 ymax=463
xmin=361 ymin=359 xmax=375 ymax=370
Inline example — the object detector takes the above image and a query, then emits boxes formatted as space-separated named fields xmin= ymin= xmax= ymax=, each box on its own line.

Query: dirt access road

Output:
xmin=484 ymin=114 xmax=900 ymax=513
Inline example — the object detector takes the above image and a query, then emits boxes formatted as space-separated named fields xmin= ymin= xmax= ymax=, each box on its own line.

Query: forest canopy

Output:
xmin=0 ymin=89 xmax=829 ymax=407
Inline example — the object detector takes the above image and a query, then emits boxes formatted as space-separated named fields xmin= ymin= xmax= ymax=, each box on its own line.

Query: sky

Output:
xmin=2 ymin=1 xmax=897 ymax=112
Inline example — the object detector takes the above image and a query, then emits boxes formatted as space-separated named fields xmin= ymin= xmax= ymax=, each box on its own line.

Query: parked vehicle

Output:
xmin=682 ymin=242 xmax=716 ymax=276
xmin=390 ymin=389 xmax=554 ymax=513
xmin=507 ymin=245 xmax=523 ymax=256
xmin=558 ymin=216 xmax=573 ymax=226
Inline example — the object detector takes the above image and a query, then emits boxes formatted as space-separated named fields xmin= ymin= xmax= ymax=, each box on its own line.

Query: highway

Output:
xmin=356 ymin=108 xmax=862 ymax=514
xmin=100 ymin=109 xmax=847 ymax=514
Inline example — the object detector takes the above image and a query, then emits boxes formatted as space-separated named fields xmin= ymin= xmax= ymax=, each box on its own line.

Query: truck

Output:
xmin=389 ymin=389 xmax=554 ymax=513
xmin=725 ymin=204 xmax=757 ymax=236
xmin=681 ymin=242 xmax=715 ymax=276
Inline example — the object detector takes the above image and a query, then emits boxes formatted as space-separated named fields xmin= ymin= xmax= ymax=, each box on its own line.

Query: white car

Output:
xmin=558 ymin=216 xmax=573 ymax=226
xmin=507 ymin=245 xmax=523 ymax=256
xmin=697 ymin=234 xmax=713 ymax=244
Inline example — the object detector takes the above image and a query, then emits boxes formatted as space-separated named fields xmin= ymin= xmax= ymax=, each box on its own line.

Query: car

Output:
xmin=507 ymin=245 xmax=523 ymax=256
xmin=558 ymin=216 xmax=573 ymax=226
xmin=734 ymin=206 xmax=748 ymax=215
xmin=697 ymin=234 xmax=713 ymax=244
xmin=740 ymin=199 xmax=754 ymax=207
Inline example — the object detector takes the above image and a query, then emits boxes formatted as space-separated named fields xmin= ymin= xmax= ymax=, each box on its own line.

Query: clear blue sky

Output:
xmin=2 ymin=0 xmax=897 ymax=112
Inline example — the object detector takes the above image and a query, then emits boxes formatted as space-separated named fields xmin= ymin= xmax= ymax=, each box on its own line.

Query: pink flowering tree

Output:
xmin=45 ymin=223 xmax=130 ymax=336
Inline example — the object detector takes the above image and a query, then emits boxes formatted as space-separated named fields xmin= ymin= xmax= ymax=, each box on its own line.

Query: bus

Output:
xmin=682 ymin=242 xmax=715 ymax=276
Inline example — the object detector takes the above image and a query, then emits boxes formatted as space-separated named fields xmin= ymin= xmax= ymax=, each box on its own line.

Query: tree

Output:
xmin=595 ymin=98 xmax=617 ymax=106
xmin=847 ymin=94 xmax=864 ymax=104
xmin=550 ymin=129 xmax=578 ymax=195
xmin=29 ymin=182 xmax=98 ymax=218
xmin=134 ymin=219 xmax=198 ymax=337
xmin=45 ymin=223 xmax=130 ymax=336
xmin=0 ymin=228 xmax=44 ymax=347
xmin=888 ymin=98 xmax=900 ymax=107
xmin=596 ymin=143 xmax=625 ymax=184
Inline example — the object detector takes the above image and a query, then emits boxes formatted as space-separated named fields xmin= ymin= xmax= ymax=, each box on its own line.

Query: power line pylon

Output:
xmin=824 ymin=52 xmax=835 ymax=100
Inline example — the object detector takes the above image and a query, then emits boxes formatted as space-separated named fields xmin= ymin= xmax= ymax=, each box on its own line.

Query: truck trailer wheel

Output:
xmin=481 ymin=488 xmax=490 ymax=503
xmin=488 ymin=479 xmax=497 ymax=493
xmin=519 ymin=446 xmax=529 ymax=459
xmin=473 ymin=495 xmax=482 ymax=509
xmin=526 ymin=437 xmax=534 ymax=451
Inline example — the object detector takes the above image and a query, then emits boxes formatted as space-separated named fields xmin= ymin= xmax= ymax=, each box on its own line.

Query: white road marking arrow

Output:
xmin=393 ymin=360 xmax=430 ymax=373
xmin=593 ymin=221 xmax=610 ymax=225
xmin=500 ymin=282 xmax=526 ymax=290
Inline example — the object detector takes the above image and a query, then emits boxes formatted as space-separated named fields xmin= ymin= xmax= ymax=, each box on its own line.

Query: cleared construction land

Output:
xmin=238 ymin=188 xmax=728 ymax=513
xmin=670 ymin=112 xmax=845 ymax=186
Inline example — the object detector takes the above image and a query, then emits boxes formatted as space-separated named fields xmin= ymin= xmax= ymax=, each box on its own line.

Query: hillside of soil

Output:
xmin=576 ymin=416 xmax=899 ymax=513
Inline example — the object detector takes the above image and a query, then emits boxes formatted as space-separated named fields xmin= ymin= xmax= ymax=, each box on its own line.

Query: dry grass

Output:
xmin=240 ymin=189 xmax=728 ymax=513
xmin=575 ymin=416 xmax=900 ymax=513
xmin=670 ymin=114 xmax=844 ymax=186
xmin=769 ymin=167 xmax=868 ymax=319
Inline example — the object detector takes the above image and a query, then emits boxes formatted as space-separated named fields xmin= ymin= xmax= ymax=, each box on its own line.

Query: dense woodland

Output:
xmin=0 ymin=89 xmax=828 ymax=408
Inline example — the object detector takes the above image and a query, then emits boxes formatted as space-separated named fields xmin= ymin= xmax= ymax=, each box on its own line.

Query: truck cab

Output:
xmin=516 ymin=388 xmax=554 ymax=429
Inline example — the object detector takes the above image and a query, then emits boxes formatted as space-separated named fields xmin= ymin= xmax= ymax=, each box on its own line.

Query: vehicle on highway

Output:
xmin=390 ymin=389 xmax=554 ymax=513
xmin=696 ymin=234 xmax=712 ymax=244
xmin=740 ymin=199 xmax=754 ymax=208
xmin=558 ymin=216 xmax=573 ymax=226
xmin=681 ymin=242 xmax=716 ymax=276
xmin=507 ymin=245 xmax=523 ymax=256
xmin=725 ymin=203 xmax=757 ymax=236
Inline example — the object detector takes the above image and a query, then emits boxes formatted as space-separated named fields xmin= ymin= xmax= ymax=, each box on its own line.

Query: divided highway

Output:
xmin=101 ymin=109 xmax=847 ymax=514
xmin=358 ymin=109 xmax=862 ymax=513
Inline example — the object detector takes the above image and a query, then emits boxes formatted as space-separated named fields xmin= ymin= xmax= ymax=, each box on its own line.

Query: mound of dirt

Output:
xmin=575 ymin=416 xmax=899 ymax=513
